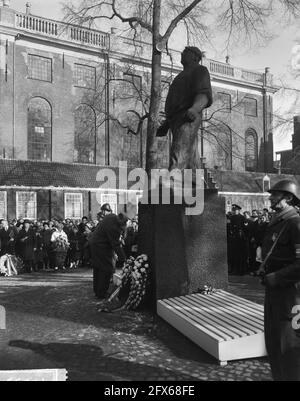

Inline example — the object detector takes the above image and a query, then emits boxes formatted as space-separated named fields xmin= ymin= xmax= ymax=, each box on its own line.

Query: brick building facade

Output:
xmin=0 ymin=2 xmax=283 ymax=220
xmin=275 ymin=116 xmax=300 ymax=175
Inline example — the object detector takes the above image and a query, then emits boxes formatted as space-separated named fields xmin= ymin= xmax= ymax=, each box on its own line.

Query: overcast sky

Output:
xmin=10 ymin=0 xmax=300 ymax=152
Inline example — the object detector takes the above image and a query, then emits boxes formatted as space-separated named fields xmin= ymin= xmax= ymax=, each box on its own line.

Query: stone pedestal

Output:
xmin=183 ymin=189 xmax=228 ymax=293
xmin=138 ymin=189 xmax=228 ymax=305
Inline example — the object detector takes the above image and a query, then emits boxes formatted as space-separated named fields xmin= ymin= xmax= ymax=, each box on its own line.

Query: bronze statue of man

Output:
xmin=157 ymin=47 xmax=213 ymax=171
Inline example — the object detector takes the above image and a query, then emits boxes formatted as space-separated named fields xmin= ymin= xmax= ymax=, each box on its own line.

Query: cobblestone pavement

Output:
xmin=0 ymin=270 xmax=271 ymax=381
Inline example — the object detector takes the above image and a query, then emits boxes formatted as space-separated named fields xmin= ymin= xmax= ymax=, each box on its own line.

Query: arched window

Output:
xmin=28 ymin=97 xmax=52 ymax=161
xmin=74 ymin=104 xmax=97 ymax=164
xmin=245 ymin=129 xmax=258 ymax=171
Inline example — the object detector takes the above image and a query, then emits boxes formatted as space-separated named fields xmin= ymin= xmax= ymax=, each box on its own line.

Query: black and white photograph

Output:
xmin=0 ymin=0 xmax=300 ymax=384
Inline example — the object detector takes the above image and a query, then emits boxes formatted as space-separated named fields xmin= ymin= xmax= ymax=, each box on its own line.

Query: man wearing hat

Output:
xmin=157 ymin=46 xmax=213 ymax=171
xmin=17 ymin=220 xmax=35 ymax=273
xmin=89 ymin=213 xmax=127 ymax=299
xmin=228 ymin=204 xmax=248 ymax=275
xmin=260 ymin=179 xmax=300 ymax=380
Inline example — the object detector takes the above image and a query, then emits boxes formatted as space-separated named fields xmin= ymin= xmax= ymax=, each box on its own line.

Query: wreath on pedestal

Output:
xmin=98 ymin=254 xmax=150 ymax=312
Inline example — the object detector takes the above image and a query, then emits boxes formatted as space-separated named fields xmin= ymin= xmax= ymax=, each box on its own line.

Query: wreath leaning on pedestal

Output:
xmin=99 ymin=254 xmax=150 ymax=312
xmin=120 ymin=254 xmax=150 ymax=310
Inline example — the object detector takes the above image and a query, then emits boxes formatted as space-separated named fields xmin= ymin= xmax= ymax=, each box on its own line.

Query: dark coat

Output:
xmin=42 ymin=229 xmax=52 ymax=248
xmin=0 ymin=227 xmax=17 ymax=256
xmin=89 ymin=214 xmax=126 ymax=298
xmin=228 ymin=214 xmax=248 ymax=274
xmin=124 ymin=227 xmax=138 ymax=258
xmin=17 ymin=228 xmax=36 ymax=261
xmin=34 ymin=229 xmax=44 ymax=263
xmin=252 ymin=221 xmax=268 ymax=247
xmin=89 ymin=214 xmax=126 ymax=268
xmin=262 ymin=206 xmax=300 ymax=380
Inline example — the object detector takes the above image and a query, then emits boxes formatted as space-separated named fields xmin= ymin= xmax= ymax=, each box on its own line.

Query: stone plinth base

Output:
xmin=138 ymin=189 xmax=228 ymax=304
xmin=183 ymin=189 xmax=228 ymax=293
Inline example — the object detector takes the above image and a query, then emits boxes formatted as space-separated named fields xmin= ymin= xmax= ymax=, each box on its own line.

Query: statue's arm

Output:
xmin=186 ymin=66 xmax=212 ymax=122
xmin=186 ymin=94 xmax=209 ymax=122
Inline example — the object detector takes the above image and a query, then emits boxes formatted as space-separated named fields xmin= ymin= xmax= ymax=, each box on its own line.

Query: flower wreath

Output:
xmin=99 ymin=254 xmax=150 ymax=312
xmin=120 ymin=254 xmax=150 ymax=310
xmin=0 ymin=254 xmax=21 ymax=277
xmin=53 ymin=237 xmax=70 ymax=251
xmin=196 ymin=285 xmax=217 ymax=295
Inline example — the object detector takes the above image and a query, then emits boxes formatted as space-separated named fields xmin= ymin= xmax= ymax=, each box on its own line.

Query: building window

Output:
xmin=74 ymin=64 xmax=96 ymax=89
xmin=28 ymin=97 xmax=52 ymax=161
xmin=211 ymin=127 xmax=232 ymax=170
xmin=16 ymin=192 xmax=37 ymax=220
xmin=244 ymin=97 xmax=257 ymax=117
xmin=217 ymin=92 xmax=231 ymax=112
xmin=28 ymin=54 xmax=52 ymax=82
xmin=0 ymin=191 xmax=7 ymax=219
xmin=245 ymin=129 xmax=258 ymax=171
xmin=74 ymin=104 xmax=97 ymax=164
xmin=100 ymin=193 xmax=117 ymax=214
xmin=226 ymin=199 xmax=232 ymax=213
xmin=65 ymin=193 xmax=83 ymax=220
xmin=264 ymin=197 xmax=271 ymax=209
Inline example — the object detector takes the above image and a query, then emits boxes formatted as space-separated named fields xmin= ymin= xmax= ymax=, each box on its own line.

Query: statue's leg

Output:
xmin=190 ymin=119 xmax=202 ymax=169
xmin=169 ymin=119 xmax=201 ymax=171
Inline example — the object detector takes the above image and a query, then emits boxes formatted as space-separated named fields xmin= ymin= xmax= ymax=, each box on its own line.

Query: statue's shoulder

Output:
xmin=194 ymin=64 xmax=209 ymax=74
xmin=188 ymin=65 xmax=210 ymax=81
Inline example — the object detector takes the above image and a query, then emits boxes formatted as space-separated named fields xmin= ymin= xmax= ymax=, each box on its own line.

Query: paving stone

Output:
xmin=0 ymin=270 xmax=272 ymax=381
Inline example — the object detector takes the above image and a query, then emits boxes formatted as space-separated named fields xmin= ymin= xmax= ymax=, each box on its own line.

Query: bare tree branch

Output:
xmin=159 ymin=0 xmax=204 ymax=48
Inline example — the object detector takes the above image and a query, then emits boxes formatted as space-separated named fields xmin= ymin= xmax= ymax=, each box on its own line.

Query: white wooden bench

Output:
xmin=157 ymin=290 xmax=267 ymax=366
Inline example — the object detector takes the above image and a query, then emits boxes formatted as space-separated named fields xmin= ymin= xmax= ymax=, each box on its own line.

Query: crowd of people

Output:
xmin=1 ymin=201 xmax=297 ymax=279
xmin=226 ymin=204 xmax=300 ymax=276
xmin=0 ymin=203 xmax=139 ymax=275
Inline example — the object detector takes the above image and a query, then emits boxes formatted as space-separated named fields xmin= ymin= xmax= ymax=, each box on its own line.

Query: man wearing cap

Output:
xmin=229 ymin=204 xmax=248 ymax=275
xmin=157 ymin=46 xmax=213 ymax=171
xmin=260 ymin=180 xmax=300 ymax=380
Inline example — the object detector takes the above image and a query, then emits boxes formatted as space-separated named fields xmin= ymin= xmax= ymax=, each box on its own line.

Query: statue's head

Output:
xmin=181 ymin=46 xmax=202 ymax=66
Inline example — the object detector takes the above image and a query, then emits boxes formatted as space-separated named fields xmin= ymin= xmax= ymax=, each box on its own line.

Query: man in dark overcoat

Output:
xmin=17 ymin=220 xmax=36 ymax=273
xmin=0 ymin=220 xmax=17 ymax=256
xmin=229 ymin=204 xmax=248 ymax=275
xmin=78 ymin=216 xmax=89 ymax=267
xmin=261 ymin=180 xmax=300 ymax=381
xmin=89 ymin=213 xmax=127 ymax=299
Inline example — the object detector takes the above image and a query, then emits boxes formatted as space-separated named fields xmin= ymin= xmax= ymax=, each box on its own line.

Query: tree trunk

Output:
xmin=146 ymin=0 xmax=162 ymax=174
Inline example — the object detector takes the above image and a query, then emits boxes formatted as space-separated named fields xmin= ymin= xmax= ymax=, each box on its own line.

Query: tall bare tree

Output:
xmin=63 ymin=0 xmax=300 ymax=172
